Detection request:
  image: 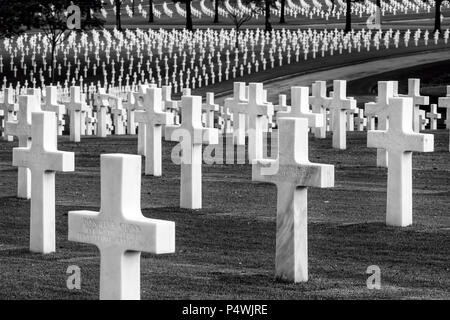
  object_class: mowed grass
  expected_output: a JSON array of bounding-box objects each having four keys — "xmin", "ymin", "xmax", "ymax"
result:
[{"xmin": 0, "ymin": 126, "xmax": 449, "ymax": 299}]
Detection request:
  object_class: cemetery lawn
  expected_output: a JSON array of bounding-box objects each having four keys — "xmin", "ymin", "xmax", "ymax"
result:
[{"xmin": 0, "ymin": 129, "xmax": 449, "ymax": 299}]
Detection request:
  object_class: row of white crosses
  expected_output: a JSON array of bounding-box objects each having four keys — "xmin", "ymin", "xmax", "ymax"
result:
[
  {"xmin": 250, "ymin": 81, "xmax": 334, "ymax": 283},
  {"xmin": 250, "ymin": 79, "xmax": 441, "ymax": 282},
  {"xmin": 4, "ymin": 90, "xmax": 175, "ymax": 299},
  {"xmin": 2, "ymin": 25, "xmax": 448, "ymax": 93},
  {"xmin": 1, "ymin": 78, "xmax": 445, "ymax": 297},
  {"xmin": 2, "ymin": 77, "xmax": 445, "ymax": 154},
  {"xmin": 438, "ymin": 86, "xmax": 450, "ymax": 150},
  {"xmin": 100, "ymin": 0, "xmax": 448, "ymax": 22}
]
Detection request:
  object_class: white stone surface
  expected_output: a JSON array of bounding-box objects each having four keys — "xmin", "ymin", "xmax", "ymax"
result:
[
  {"xmin": 252, "ymin": 117, "xmax": 334, "ymax": 282},
  {"xmin": 5, "ymin": 95, "xmax": 41, "ymax": 199},
  {"xmin": 438, "ymin": 86, "xmax": 450, "ymax": 150},
  {"xmin": 235, "ymin": 83, "xmax": 273, "ymax": 161},
  {"xmin": 224, "ymin": 82, "xmax": 247, "ymax": 146},
  {"xmin": 135, "ymin": 87, "xmax": 173, "ymax": 176},
  {"xmin": 165, "ymin": 96, "xmax": 218, "ymax": 209},
  {"xmin": 42, "ymin": 86, "xmax": 66, "ymax": 136},
  {"xmin": 367, "ymin": 97, "xmax": 434, "ymax": 227},
  {"xmin": 327, "ymin": 80, "xmax": 356, "ymax": 150},
  {"xmin": 202, "ymin": 93, "xmax": 219, "ymax": 129},
  {"xmin": 68, "ymin": 154, "xmax": 175, "ymax": 300},
  {"xmin": 365, "ymin": 81, "xmax": 396, "ymax": 167},
  {"xmin": 400, "ymin": 79, "xmax": 429, "ymax": 133},
  {"xmin": 309, "ymin": 81, "xmax": 332, "ymax": 139},
  {"xmin": 277, "ymin": 86, "xmax": 323, "ymax": 128},
  {"xmin": 13, "ymin": 111, "xmax": 74, "ymax": 253},
  {"xmin": 0, "ymin": 88, "xmax": 18, "ymax": 141},
  {"xmin": 66, "ymin": 87, "xmax": 87, "ymax": 142}
]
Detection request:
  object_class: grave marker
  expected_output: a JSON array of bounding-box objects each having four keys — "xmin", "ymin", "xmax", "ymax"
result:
[
  {"xmin": 135, "ymin": 87, "xmax": 173, "ymax": 176},
  {"xmin": 252, "ymin": 117, "xmax": 334, "ymax": 282},
  {"xmin": 328, "ymin": 80, "xmax": 356, "ymax": 150},
  {"xmin": 5, "ymin": 95, "xmax": 41, "ymax": 199},
  {"xmin": 165, "ymin": 96, "xmax": 218, "ymax": 209},
  {"xmin": 365, "ymin": 81, "xmax": 396, "ymax": 167},
  {"xmin": 13, "ymin": 111, "xmax": 74, "ymax": 253},
  {"xmin": 367, "ymin": 97, "xmax": 434, "ymax": 227},
  {"xmin": 69, "ymin": 154, "xmax": 175, "ymax": 299}
]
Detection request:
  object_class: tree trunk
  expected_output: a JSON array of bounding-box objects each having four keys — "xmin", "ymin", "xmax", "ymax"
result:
[
  {"xmin": 265, "ymin": 1, "xmax": 272, "ymax": 32},
  {"xmin": 132, "ymin": 0, "xmax": 135, "ymax": 15},
  {"xmin": 280, "ymin": 0, "xmax": 285, "ymax": 24},
  {"xmin": 116, "ymin": 1, "xmax": 122, "ymax": 31},
  {"xmin": 86, "ymin": 6, "xmax": 92, "ymax": 22},
  {"xmin": 149, "ymin": 0, "xmax": 154, "ymax": 23},
  {"xmin": 345, "ymin": 0, "xmax": 352, "ymax": 33},
  {"xmin": 51, "ymin": 38, "xmax": 56, "ymax": 84},
  {"xmin": 435, "ymin": 0, "xmax": 442, "ymax": 33},
  {"xmin": 186, "ymin": 0, "xmax": 193, "ymax": 31},
  {"xmin": 214, "ymin": 0, "xmax": 219, "ymax": 23}
]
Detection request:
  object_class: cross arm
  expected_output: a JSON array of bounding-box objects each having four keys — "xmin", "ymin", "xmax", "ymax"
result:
[
  {"xmin": 68, "ymin": 210, "xmax": 101, "ymax": 247},
  {"xmin": 68, "ymin": 211, "xmax": 175, "ymax": 254},
  {"xmin": 153, "ymin": 111, "xmax": 174, "ymax": 126},
  {"xmin": 256, "ymin": 103, "xmax": 274, "ymax": 116},
  {"xmin": 201, "ymin": 127, "xmax": 219, "ymax": 145},
  {"xmin": 438, "ymin": 96, "xmax": 450, "ymax": 108},
  {"xmin": 43, "ymin": 150, "xmax": 75, "ymax": 172},
  {"xmin": 368, "ymin": 131, "xmax": 434, "ymax": 153},
  {"xmin": 165, "ymin": 124, "xmax": 182, "ymax": 142},
  {"xmin": 134, "ymin": 110, "xmax": 146, "ymax": 123},
  {"xmin": 4, "ymin": 121, "xmax": 22, "ymax": 137},
  {"xmin": 12, "ymin": 147, "xmax": 30, "ymax": 168},
  {"xmin": 253, "ymin": 160, "xmax": 334, "ymax": 188}
]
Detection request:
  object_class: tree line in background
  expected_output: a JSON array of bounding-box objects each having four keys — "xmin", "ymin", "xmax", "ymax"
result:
[
  {"xmin": 91, "ymin": 0, "xmax": 450, "ymax": 33},
  {"xmin": 0, "ymin": 0, "xmax": 448, "ymax": 37}
]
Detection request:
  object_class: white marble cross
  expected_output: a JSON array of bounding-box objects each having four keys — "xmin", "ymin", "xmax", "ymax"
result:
[
  {"xmin": 367, "ymin": 97, "xmax": 434, "ymax": 227},
  {"xmin": 365, "ymin": 81, "xmax": 396, "ymax": 167},
  {"xmin": 123, "ymin": 92, "xmax": 137, "ymax": 135},
  {"xmin": 66, "ymin": 87, "xmax": 87, "ymax": 142},
  {"xmin": 438, "ymin": 86, "xmax": 450, "ymax": 150},
  {"xmin": 68, "ymin": 154, "xmax": 175, "ymax": 300},
  {"xmin": 426, "ymin": 104, "xmax": 441, "ymax": 130},
  {"xmin": 309, "ymin": 81, "xmax": 332, "ymax": 139},
  {"xmin": 42, "ymin": 86, "xmax": 66, "ymax": 136},
  {"xmin": 328, "ymin": 80, "xmax": 356, "ymax": 150},
  {"xmin": 6, "ymin": 95, "xmax": 41, "ymax": 199},
  {"xmin": 95, "ymin": 88, "xmax": 112, "ymax": 138},
  {"xmin": 439, "ymin": 86, "xmax": 450, "ymax": 126},
  {"xmin": 224, "ymin": 82, "xmax": 247, "ymax": 146},
  {"xmin": 110, "ymin": 97, "xmax": 126, "ymax": 135},
  {"xmin": 85, "ymin": 109, "xmax": 97, "ymax": 135},
  {"xmin": 274, "ymin": 95, "xmax": 288, "ymax": 113},
  {"xmin": 354, "ymin": 109, "xmax": 367, "ymax": 131},
  {"xmin": 202, "ymin": 92, "xmax": 219, "ymax": 129},
  {"xmin": 252, "ymin": 117, "xmax": 334, "ymax": 282},
  {"xmin": 135, "ymin": 87, "xmax": 173, "ymax": 176},
  {"xmin": 135, "ymin": 84, "xmax": 156, "ymax": 156},
  {"xmin": 0, "ymin": 88, "xmax": 18, "ymax": 141},
  {"xmin": 13, "ymin": 111, "xmax": 74, "ymax": 253},
  {"xmin": 277, "ymin": 86, "xmax": 323, "ymax": 129},
  {"xmin": 236, "ymin": 83, "xmax": 274, "ymax": 161},
  {"xmin": 165, "ymin": 96, "xmax": 218, "ymax": 209},
  {"xmin": 162, "ymin": 86, "xmax": 179, "ymax": 125},
  {"xmin": 400, "ymin": 79, "xmax": 429, "ymax": 133}
]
